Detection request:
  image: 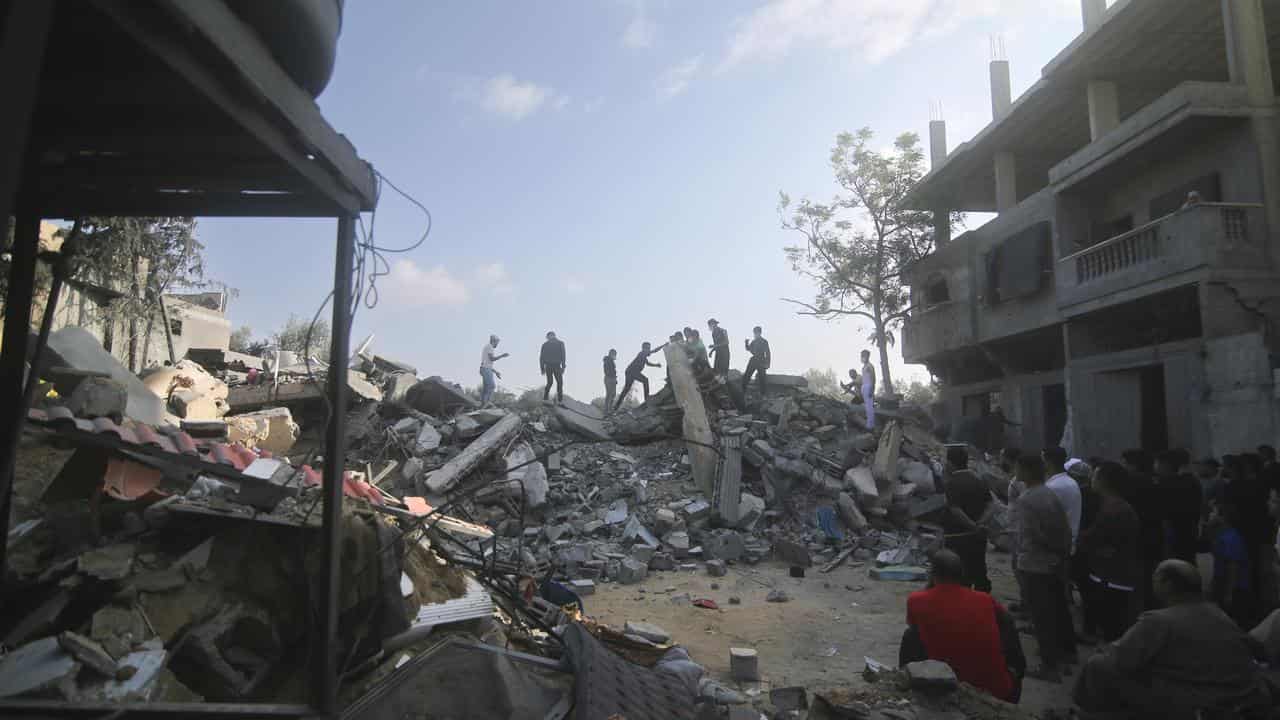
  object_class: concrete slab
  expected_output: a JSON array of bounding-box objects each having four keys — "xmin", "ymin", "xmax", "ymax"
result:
[
  {"xmin": 46, "ymin": 327, "xmax": 166, "ymax": 424},
  {"xmin": 0, "ymin": 637, "xmax": 79, "ymax": 699},
  {"xmin": 552, "ymin": 397, "xmax": 611, "ymax": 441}
]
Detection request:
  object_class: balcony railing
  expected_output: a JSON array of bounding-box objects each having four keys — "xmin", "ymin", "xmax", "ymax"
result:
[
  {"xmin": 902, "ymin": 300, "xmax": 973, "ymax": 363},
  {"xmin": 1056, "ymin": 202, "xmax": 1267, "ymax": 310}
]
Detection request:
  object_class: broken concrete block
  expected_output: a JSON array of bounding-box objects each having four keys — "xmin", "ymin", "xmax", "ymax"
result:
[
  {"xmin": 623, "ymin": 516, "xmax": 659, "ymax": 547},
  {"xmin": 552, "ymin": 397, "xmax": 612, "ymax": 441},
  {"xmin": 392, "ymin": 416, "xmax": 420, "ymax": 435},
  {"xmin": 772, "ymin": 537, "xmax": 811, "ymax": 567},
  {"xmin": 682, "ymin": 500, "xmax": 710, "ymax": 521},
  {"xmin": 383, "ymin": 373, "xmax": 417, "ymax": 404},
  {"xmin": 837, "ymin": 492, "xmax": 868, "ymax": 531},
  {"xmin": 467, "ymin": 408, "xmax": 508, "ymax": 427},
  {"xmin": 77, "ymin": 644, "xmax": 169, "ymax": 702},
  {"xmin": 664, "ymin": 531, "xmax": 691, "ymax": 558},
  {"xmin": 703, "ymin": 530, "xmax": 744, "ymax": 562},
  {"xmin": 770, "ymin": 686, "xmax": 808, "ymax": 712},
  {"xmin": 90, "ymin": 605, "xmax": 147, "ymax": 660},
  {"xmin": 604, "ymin": 499, "xmax": 629, "ymax": 524},
  {"xmin": 906, "ymin": 659, "xmax": 958, "ymax": 692},
  {"xmin": 617, "ymin": 558, "xmax": 648, "ymax": 584},
  {"xmin": 413, "ymin": 423, "xmax": 442, "ymax": 455},
  {"xmin": 405, "ymin": 376, "xmax": 477, "ymax": 415},
  {"xmin": 58, "ymin": 632, "xmax": 116, "ymax": 677},
  {"xmin": 774, "ymin": 456, "xmax": 813, "ymax": 481},
  {"xmin": 454, "ymin": 414, "xmax": 482, "ymax": 439},
  {"xmin": 706, "ymin": 559, "xmax": 727, "ymax": 577},
  {"xmin": 900, "ymin": 460, "xmax": 935, "ymax": 494},
  {"xmin": 736, "ymin": 493, "xmax": 765, "ymax": 531},
  {"xmin": 47, "ymin": 327, "xmax": 166, "ymax": 424},
  {"xmin": 427, "ymin": 414, "xmax": 523, "ymax": 493},
  {"xmin": 78, "ymin": 543, "xmax": 135, "ymax": 581},
  {"xmin": 0, "ymin": 637, "xmax": 79, "ymax": 699},
  {"xmin": 631, "ymin": 544, "xmax": 656, "ymax": 566},
  {"xmin": 225, "ymin": 407, "xmax": 300, "ymax": 455},
  {"xmin": 894, "ymin": 481, "xmax": 917, "ymax": 499},
  {"xmin": 504, "ymin": 442, "xmax": 549, "ymax": 509},
  {"xmin": 569, "ymin": 579, "xmax": 596, "ymax": 596},
  {"xmin": 624, "ymin": 621, "xmax": 670, "ymax": 644},
  {"xmin": 729, "ymin": 647, "xmax": 760, "ymax": 681},
  {"xmin": 654, "ymin": 508, "xmax": 677, "ymax": 535},
  {"xmin": 845, "ymin": 466, "xmax": 878, "ymax": 506},
  {"xmin": 169, "ymin": 388, "xmax": 223, "ymax": 420},
  {"xmin": 649, "ymin": 553, "xmax": 676, "ymax": 571},
  {"xmin": 870, "ymin": 565, "xmax": 928, "ymax": 582},
  {"xmin": 401, "ymin": 457, "xmax": 424, "ymax": 486},
  {"xmin": 872, "ymin": 421, "xmax": 903, "ymax": 498},
  {"xmin": 65, "ymin": 376, "xmax": 127, "ymax": 421},
  {"xmin": 766, "ymin": 589, "xmax": 790, "ymax": 603}
]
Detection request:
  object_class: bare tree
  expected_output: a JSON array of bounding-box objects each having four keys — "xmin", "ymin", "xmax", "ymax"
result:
[{"xmin": 780, "ymin": 128, "xmax": 956, "ymax": 395}]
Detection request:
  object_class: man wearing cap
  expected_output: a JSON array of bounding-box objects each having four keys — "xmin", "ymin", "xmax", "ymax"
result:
[
  {"xmin": 479, "ymin": 334, "xmax": 509, "ymax": 408},
  {"xmin": 707, "ymin": 319, "xmax": 730, "ymax": 377}
]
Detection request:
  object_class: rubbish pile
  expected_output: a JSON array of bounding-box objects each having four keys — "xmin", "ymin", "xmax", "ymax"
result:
[{"xmin": 4, "ymin": 328, "xmax": 1020, "ymax": 717}]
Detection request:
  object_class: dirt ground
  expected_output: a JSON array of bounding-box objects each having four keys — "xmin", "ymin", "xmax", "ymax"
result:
[{"xmin": 588, "ymin": 547, "xmax": 1077, "ymax": 716}]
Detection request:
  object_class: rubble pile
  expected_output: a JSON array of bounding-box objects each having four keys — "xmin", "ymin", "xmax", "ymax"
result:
[{"xmin": 5, "ymin": 328, "xmax": 1022, "ymax": 716}]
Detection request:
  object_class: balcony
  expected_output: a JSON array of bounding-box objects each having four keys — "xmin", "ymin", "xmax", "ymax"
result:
[
  {"xmin": 1056, "ymin": 202, "xmax": 1267, "ymax": 314},
  {"xmin": 902, "ymin": 300, "xmax": 974, "ymax": 364}
]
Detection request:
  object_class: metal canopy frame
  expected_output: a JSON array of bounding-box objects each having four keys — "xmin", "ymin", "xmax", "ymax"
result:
[{"xmin": 0, "ymin": 0, "xmax": 377, "ymax": 716}]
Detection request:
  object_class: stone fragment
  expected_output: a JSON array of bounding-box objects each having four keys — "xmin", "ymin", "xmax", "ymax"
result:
[
  {"xmin": 413, "ymin": 422, "xmax": 442, "ymax": 455},
  {"xmin": 664, "ymin": 531, "xmax": 691, "ymax": 558},
  {"xmin": 837, "ymin": 492, "xmax": 868, "ymax": 531},
  {"xmin": 770, "ymin": 686, "xmax": 808, "ymax": 712},
  {"xmin": 401, "ymin": 457, "xmax": 424, "ymax": 486},
  {"xmin": 845, "ymin": 466, "xmax": 879, "ymax": 506},
  {"xmin": 736, "ymin": 493, "xmax": 765, "ymax": 531},
  {"xmin": 766, "ymin": 589, "xmax": 790, "ymax": 603},
  {"xmin": 65, "ymin": 376, "xmax": 128, "ymax": 421},
  {"xmin": 623, "ymin": 621, "xmax": 670, "ymax": 644},
  {"xmin": 78, "ymin": 543, "xmax": 135, "ymax": 581},
  {"xmin": 906, "ymin": 659, "xmax": 958, "ymax": 692},
  {"xmin": 729, "ymin": 647, "xmax": 760, "ymax": 681},
  {"xmin": 617, "ymin": 558, "xmax": 648, "ymax": 585},
  {"xmin": 569, "ymin": 579, "xmax": 596, "ymax": 596},
  {"xmin": 623, "ymin": 517, "xmax": 659, "ymax": 547},
  {"xmin": 772, "ymin": 537, "xmax": 811, "ymax": 567},
  {"xmin": 706, "ymin": 559, "xmax": 727, "ymax": 577},
  {"xmin": 604, "ymin": 499, "xmax": 629, "ymax": 525},
  {"xmin": 454, "ymin": 414, "xmax": 482, "ymax": 439},
  {"xmin": 703, "ymin": 530, "xmax": 744, "ymax": 562},
  {"xmin": 58, "ymin": 632, "xmax": 117, "ymax": 677},
  {"xmin": 631, "ymin": 544, "xmax": 656, "ymax": 565},
  {"xmin": 728, "ymin": 596, "xmax": 741, "ymax": 605},
  {"xmin": 870, "ymin": 565, "xmax": 928, "ymax": 582},
  {"xmin": 654, "ymin": 508, "xmax": 677, "ymax": 535},
  {"xmin": 649, "ymin": 553, "xmax": 676, "ymax": 571},
  {"xmin": 384, "ymin": 373, "xmax": 417, "ymax": 404},
  {"xmin": 682, "ymin": 500, "xmax": 710, "ymax": 521},
  {"xmin": 467, "ymin": 408, "xmax": 508, "ymax": 427},
  {"xmin": 225, "ymin": 407, "xmax": 300, "ymax": 455}
]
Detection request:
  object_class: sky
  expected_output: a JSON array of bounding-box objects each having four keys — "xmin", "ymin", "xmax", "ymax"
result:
[{"xmin": 196, "ymin": 0, "xmax": 1089, "ymax": 403}]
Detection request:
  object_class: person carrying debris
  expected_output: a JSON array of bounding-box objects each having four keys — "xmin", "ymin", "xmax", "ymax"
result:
[
  {"xmin": 540, "ymin": 331, "xmax": 566, "ymax": 404},
  {"xmin": 943, "ymin": 446, "xmax": 992, "ymax": 592},
  {"xmin": 479, "ymin": 334, "xmax": 509, "ymax": 408},
  {"xmin": 614, "ymin": 342, "xmax": 662, "ymax": 411},
  {"xmin": 742, "ymin": 326, "xmax": 770, "ymax": 396},
  {"xmin": 860, "ymin": 349, "xmax": 876, "ymax": 430},
  {"xmin": 603, "ymin": 349, "xmax": 618, "ymax": 414},
  {"xmin": 900, "ymin": 549, "xmax": 1025, "ymax": 703},
  {"xmin": 707, "ymin": 319, "xmax": 730, "ymax": 377}
]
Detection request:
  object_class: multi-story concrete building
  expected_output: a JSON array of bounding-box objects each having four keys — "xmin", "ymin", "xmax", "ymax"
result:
[{"xmin": 902, "ymin": 0, "xmax": 1280, "ymax": 460}]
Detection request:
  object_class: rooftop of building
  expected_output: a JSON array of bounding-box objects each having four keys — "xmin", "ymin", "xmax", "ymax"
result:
[{"xmin": 904, "ymin": 0, "xmax": 1272, "ymax": 212}]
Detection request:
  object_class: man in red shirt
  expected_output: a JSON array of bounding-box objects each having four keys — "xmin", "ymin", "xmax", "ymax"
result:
[{"xmin": 900, "ymin": 550, "xmax": 1026, "ymax": 702}]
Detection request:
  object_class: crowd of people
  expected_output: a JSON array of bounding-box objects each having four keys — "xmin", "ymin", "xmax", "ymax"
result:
[{"xmin": 902, "ymin": 443, "xmax": 1280, "ymax": 717}]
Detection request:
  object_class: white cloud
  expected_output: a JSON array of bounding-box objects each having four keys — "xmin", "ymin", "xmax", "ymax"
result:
[
  {"xmin": 622, "ymin": 14, "xmax": 656, "ymax": 48},
  {"xmin": 482, "ymin": 74, "xmax": 554, "ymax": 120},
  {"xmin": 384, "ymin": 259, "xmax": 470, "ymax": 306},
  {"xmin": 717, "ymin": 0, "xmax": 1075, "ymax": 72},
  {"xmin": 473, "ymin": 262, "xmax": 515, "ymax": 295},
  {"xmin": 657, "ymin": 56, "xmax": 702, "ymax": 100}
]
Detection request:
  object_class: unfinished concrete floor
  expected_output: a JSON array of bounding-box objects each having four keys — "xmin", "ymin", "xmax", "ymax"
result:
[{"xmin": 588, "ymin": 547, "xmax": 1076, "ymax": 716}]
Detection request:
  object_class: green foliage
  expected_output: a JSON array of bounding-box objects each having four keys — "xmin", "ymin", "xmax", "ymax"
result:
[
  {"xmin": 903, "ymin": 378, "xmax": 939, "ymax": 406},
  {"xmin": 229, "ymin": 325, "xmax": 254, "ymax": 353},
  {"xmin": 802, "ymin": 368, "xmax": 845, "ymax": 400},
  {"xmin": 780, "ymin": 128, "xmax": 958, "ymax": 395},
  {"xmin": 272, "ymin": 314, "xmax": 331, "ymax": 360}
]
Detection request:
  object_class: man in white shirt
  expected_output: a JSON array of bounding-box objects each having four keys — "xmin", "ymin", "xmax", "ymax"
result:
[
  {"xmin": 479, "ymin": 335, "xmax": 509, "ymax": 408},
  {"xmin": 1042, "ymin": 446, "xmax": 1082, "ymax": 550},
  {"xmin": 860, "ymin": 350, "xmax": 876, "ymax": 431}
]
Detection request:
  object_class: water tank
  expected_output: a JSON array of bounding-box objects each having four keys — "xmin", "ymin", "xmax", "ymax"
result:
[{"xmin": 227, "ymin": 0, "xmax": 344, "ymax": 97}]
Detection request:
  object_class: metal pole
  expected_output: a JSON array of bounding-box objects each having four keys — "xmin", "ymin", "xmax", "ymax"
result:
[
  {"xmin": 0, "ymin": 214, "xmax": 42, "ymax": 592},
  {"xmin": 0, "ymin": 0, "xmax": 53, "ymax": 237},
  {"xmin": 317, "ymin": 215, "xmax": 355, "ymax": 715}
]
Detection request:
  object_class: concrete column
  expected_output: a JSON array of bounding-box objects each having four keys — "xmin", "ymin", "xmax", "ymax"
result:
[
  {"xmin": 1086, "ymin": 80, "xmax": 1119, "ymax": 140},
  {"xmin": 1223, "ymin": 0, "xmax": 1280, "ymax": 269},
  {"xmin": 995, "ymin": 151, "xmax": 1017, "ymax": 212},
  {"xmin": 989, "ymin": 60, "xmax": 1012, "ymax": 120},
  {"xmin": 1223, "ymin": 0, "xmax": 1275, "ymax": 105},
  {"xmin": 929, "ymin": 119, "xmax": 950, "ymax": 246},
  {"xmin": 1081, "ymin": 0, "xmax": 1107, "ymax": 31}
]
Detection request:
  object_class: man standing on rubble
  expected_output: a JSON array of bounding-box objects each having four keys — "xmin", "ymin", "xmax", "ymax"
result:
[
  {"xmin": 603, "ymin": 349, "xmax": 618, "ymax": 414},
  {"xmin": 707, "ymin": 319, "xmax": 730, "ymax": 377},
  {"xmin": 615, "ymin": 342, "xmax": 662, "ymax": 411},
  {"xmin": 943, "ymin": 446, "xmax": 992, "ymax": 592},
  {"xmin": 540, "ymin": 331, "xmax": 566, "ymax": 405},
  {"xmin": 742, "ymin": 326, "xmax": 771, "ymax": 396},
  {"xmin": 479, "ymin": 334, "xmax": 508, "ymax": 408}
]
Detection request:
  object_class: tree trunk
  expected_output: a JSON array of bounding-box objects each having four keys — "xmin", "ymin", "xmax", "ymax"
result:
[{"xmin": 875, "ymin": 322, "xmax": 895, "ymax": 397}]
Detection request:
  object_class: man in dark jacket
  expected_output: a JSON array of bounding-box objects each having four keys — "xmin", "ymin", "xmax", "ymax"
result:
[
  {"xmin": 943, "ymin": 446, "xmax": 992, "ymax": 592},
  {"xmin": 614, "ymin": 342, "xmax": 662, "ymax": 411},
  {"xmin": 540, "ymin": 332, "xmax": 566, "ymax": 404},
  {"xmin": 742, "ymin": 326, "xmax": 770, "ymax": 396},
  {"xmin": 1078, "ymin": 462, "xmax": 1141, "ymax": 641},
  {"xmin": 602, "ymin": 349, "xmax": 618, "ymax": 414},
  {"xmin": 707, "ymin": 319, "xmax": 730, "ymax": 377}
]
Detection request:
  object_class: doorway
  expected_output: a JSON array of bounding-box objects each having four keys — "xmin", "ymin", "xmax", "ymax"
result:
[
  {"xmin": 1043, "ymin": 383, "xmax": 1067, "ymax": 449},
  {"xmin": 1138, "ymin": 364, "xmax": 1168, "ymax": 452}
]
